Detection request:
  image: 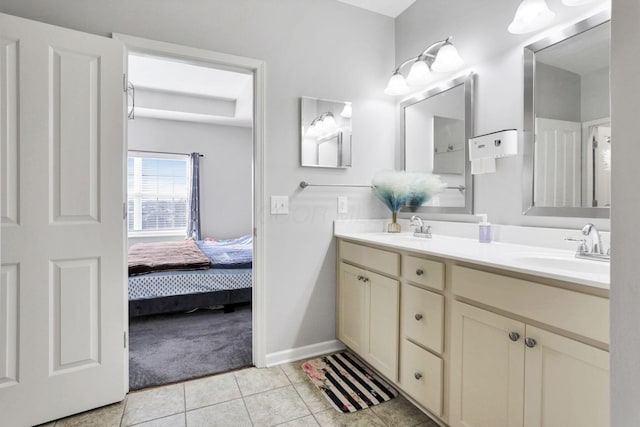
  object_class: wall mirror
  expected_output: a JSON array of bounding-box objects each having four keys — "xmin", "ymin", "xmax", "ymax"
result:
[
  {"xmin": 400, "ymin": 73, "xmax": 474, "ymax": 214},
  {"xmin": 300, "ymin": 96, "xmax": 352, "ymax": 168},
  {"xmin": 523, "ymin": 11, "xmax": 610, "ymax": 218}
]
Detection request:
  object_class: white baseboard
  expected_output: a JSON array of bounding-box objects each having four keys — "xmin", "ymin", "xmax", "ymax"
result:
[{"xmin": 265, "ymin": 339, "xmax": 345, "ymax": 367}]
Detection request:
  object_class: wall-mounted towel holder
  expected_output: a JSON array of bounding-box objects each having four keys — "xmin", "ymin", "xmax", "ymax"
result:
[{"xmin": 299, "ymin": 181, "xmax": 372, "ymax": 189}]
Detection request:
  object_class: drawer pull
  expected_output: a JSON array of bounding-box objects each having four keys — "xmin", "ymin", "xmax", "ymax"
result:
[
  {"xmin": 414, "ymin": 313, "xmax": 423, "ymax": 321},
  {"xmin": 525, "ymin": 338, "xmax": 537, "ymax": 348},
  {"xmin": 508, "ymin": 332, "xmax": 520, "ymax": 342},
  {"xmin": 416, "ymin": 269, "xmax": 424, "ymax": 276},
  {"xmin": 414, "ymin": 372, "xmax": 423, "ymax": 380}
]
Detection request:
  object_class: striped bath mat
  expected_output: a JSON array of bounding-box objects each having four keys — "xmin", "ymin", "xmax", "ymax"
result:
[{"xmin": 302, "ymin": 352, "xmax": 398, "ymax": 413}]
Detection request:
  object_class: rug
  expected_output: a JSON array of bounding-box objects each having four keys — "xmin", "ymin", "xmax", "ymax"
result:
[
  {"xmin": 302, "ymin": 352, "xmax": 398, "ymax": 413},
  {"xmin": 129, "ymin": 304, "xmax": 252, "ymax": 390}
]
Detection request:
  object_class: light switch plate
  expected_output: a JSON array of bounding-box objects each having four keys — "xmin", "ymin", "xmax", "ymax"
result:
[
  {"xmin": 338, "ymin": 196, "xmax": 348, "ymax": 214},
  {"xmin": 271, "ymin": 196, "xmax": 289, "ymax": 215}
]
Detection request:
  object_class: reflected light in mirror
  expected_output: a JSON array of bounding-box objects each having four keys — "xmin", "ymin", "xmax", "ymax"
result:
[
  {"xmin": 340, "ymin": 102, "xmax": 352, "ymax": 118},
  {"xmin": 508, "ymin": 0, "xmax": 555, "ymax": 34}
]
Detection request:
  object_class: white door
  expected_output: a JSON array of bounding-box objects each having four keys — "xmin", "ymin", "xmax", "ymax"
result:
[
  {"xmin": 337, "ymin": 262, "xmax": 366, "ymax": 355},
  {"xmin": 535, "ymin": 117, "xmax": 582, "ymax": 207},
  {"xmin": 0, "ymin": 13, "xmax": 126, "ymax": 427}
]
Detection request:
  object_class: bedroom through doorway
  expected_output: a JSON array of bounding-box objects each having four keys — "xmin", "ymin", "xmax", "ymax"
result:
[{"xmin": 125, "ymin": 52, "xmax": 255, "ymax": 391}]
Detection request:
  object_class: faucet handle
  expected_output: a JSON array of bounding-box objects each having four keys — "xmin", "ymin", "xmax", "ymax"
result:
[{"xmin": 565, "ymin": 237, "xmax": 587, "ymax": 253}]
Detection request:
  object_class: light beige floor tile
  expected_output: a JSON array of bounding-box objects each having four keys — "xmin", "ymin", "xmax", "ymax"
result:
[
  {"xmin": 370, "ymin": 396, "xmax": 433, "ymax": 427},
  {"xmin": 293, "ymin": 381, "xmax": 331, "ymax": 413},
  {"xmin": 130, "ymin": 413, "xmax": 186, "ymax": 427},
  {"xmin": 313, "ymin": 408, "xmax": 386, "ymax": 427},
  {"xmin": 276, "ymin": 415, "xmax": 320, "ymax": 426},
  {"xmin": 244, "ymin": 385, "xmax": 311, "ymax": 427},
  {"xmin": 184, "ymin": 372, "xmax": 241, "ymax": 410},
  {"xmin": 281, "ymin": 360, "xmax": 311, "ymax": 384},
  {"xmin": 55, "ymin": 401, "xmax": 125, "ymax": 427},
  {"xmin": 234, "ymin": 366, "xmax": 290, "ymax": 396},
  {"xmin": 122, "ymin": 384, "xmax": 185, "ymax": 426},
  {"xmin": 186, "ymin": 398, "xmax": 252, "ymax": 427}
]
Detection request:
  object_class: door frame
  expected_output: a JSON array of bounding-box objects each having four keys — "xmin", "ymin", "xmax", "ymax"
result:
[{"xmin": 112, "ymin": 33, "xmax": 266, "ymax": 369}]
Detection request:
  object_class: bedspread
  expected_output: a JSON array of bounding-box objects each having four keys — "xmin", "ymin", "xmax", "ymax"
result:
[{"xmin": 128, "ymin": 238, "xmax": 211, "ymax": 276}]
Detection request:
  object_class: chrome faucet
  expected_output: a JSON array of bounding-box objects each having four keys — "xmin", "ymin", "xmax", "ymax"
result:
[
  {"xmin": 582, "ymin": 223, "xmax": 603, "ymax": 254},
  {"xmin": 410, "ymin": 215, "xmax": 432, "ymax": 238},
  {"xmin": 565, "ymin": 223, "xmax": 609, "ymax": 262}
]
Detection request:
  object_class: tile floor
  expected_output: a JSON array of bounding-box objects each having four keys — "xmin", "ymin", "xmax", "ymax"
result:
[{"xmin": 49, "ymin": 359, "xmax": 440, "ymax": 427}]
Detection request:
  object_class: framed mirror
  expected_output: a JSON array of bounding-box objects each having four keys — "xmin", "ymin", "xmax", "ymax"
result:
[
  {"xmin": 300, "ymin": 96, "xmax": 352, "ymax": 168},
  {"xmin": 523, "ymin": 11, "xmax": 610, "ymax": 218},
  {"xmin": 400, "ymin": 73, "xmax": 474, "ymax": 214}
]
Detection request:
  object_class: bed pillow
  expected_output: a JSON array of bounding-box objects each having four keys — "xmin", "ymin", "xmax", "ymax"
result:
[{"xmin": 196, "ymin": 234, "xmax": 253, "ymax": 269}]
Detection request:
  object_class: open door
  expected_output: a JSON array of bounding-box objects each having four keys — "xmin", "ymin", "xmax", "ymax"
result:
[{"xmin": 0, "ymin": 13, "xmax": 126, "ymax": 426}]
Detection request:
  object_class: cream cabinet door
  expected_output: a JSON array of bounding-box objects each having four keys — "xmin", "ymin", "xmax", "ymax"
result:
[
  {"xmin": 365, "ymin": 270, "xmax": 399, "ymax": 381},
  {"xmin": 450, "ymin": 302, "xmax": 525, "ymax": 427},
  {"xmin": 523, "ymin": 326, "xmax": 609, "ymax": 427},
  {"xmin": 337, "ymin": 262, "xmax": 367, "ymax": 355}
]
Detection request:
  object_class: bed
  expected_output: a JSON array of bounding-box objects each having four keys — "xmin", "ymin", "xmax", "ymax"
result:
[{"xmin": 128, "ymin": 236, "xmax": 253, "ymax": 317}]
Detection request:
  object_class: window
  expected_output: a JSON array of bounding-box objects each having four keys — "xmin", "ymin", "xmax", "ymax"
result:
[{"xmin": 127, "ymin": 153, "xmax": 189, "ymax": 234}]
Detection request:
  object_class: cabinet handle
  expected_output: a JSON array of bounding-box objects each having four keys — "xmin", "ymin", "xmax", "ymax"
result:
[
  {"xmin": 363, "ymin": 277, "xmax": 369, "ymax": 283},
  {"xmin": 416, "ymin": 269, "xmax": 424, "ymax": 276},
  {"xmin": 508, "ymin": 332, "xmax": 520, "ymax": 342},
  {"xmin": 357, "ymin": 275, "xmax": 364, "ymax": 281},
  {"xmin": 414, "ymin": 313, "xmax": 423, "ymax": 321},
  {"xmin": 525, "ymin": 338, "xmax": 537, "ymax": 348},
  {"xmin": 414, "ymin": 372, "xmax": 423, "ymax": 380}
]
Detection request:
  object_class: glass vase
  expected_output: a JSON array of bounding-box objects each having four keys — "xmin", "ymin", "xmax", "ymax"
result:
[{"xmin": 387, "ymin": 212, "xmax": 401, "ymax": 233}]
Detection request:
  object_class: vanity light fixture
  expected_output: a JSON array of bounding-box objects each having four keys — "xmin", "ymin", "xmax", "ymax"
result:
[
  {"xmin": 508, "ymin": 0, "xmax": 556, "ymax": 34},
  {"xmin": 384, "ymin": 37, "xmax": 464, "ymax": 96},
  {"xmin": 340, "ymin": 102, "xmax": 352, "ymax": 118},
  {"xmin": 306, "ymin": 111, "xmax": 338, "ymax": 138},
  {"xmin": 561, "ymin": 0, "xmax": 600, "ymax": 5}
]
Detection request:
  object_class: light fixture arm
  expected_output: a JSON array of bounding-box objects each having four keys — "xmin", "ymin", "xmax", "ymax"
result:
[{"xmin": 393, "ymin": 37, "xmax": 452, "ymax": 74}]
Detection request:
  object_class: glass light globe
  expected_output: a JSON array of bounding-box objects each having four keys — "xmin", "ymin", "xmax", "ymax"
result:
[
  {"xmin": 340, "ymin": 102, "xmax": 352, "ymax": 118},
  {"xmin": 431, "ymin": 43, "xmax": 464, "ymax": 73},
  {"xmin": 322, "ymin": 114, "xmax": 337, "ymax": 132},
  {"xmin": 384, "ymin": 73, "xmax": 410, "ymax": 96},
  {"xmin": 508, "ymin": 0, "xmax": 555, "ymax": 34},
  {"xmin": 406, "ymin": 60, "xmax": 431, "ymax": 86}
]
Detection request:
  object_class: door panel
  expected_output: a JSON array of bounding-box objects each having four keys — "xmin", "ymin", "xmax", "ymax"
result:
[
  {"xmin": 0, "ymin": 12, "xmax": 126, "ymax": 427},
  {"xmin": 338, "ymin": 263, "xmax": 366, "ymax": 354},
  {"xmin": 366, "ymin": 270, "xmax": 399, "ymax": 381},
  {"xmin": 450, "ymin": 302, "xmax": 525, "ymax": 427}
]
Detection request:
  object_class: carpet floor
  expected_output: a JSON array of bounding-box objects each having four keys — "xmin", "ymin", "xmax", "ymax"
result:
[{"xmin": 129, "ymin": 304, "xmax": 252, "ymax": 390}]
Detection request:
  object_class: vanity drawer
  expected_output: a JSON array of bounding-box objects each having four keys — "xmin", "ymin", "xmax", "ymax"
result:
[
  {"xmin": 403, "ymin": 255, "xmax": 444, "ymax": 291},
  {"xmin": 400, "ymin": 339, "xmax": 443, "ymax": 417},
  {"xmin": 401, "ymin": 283, "xmax": 444, "ymax": 354},
  {"xmin": 339, "ymin": 240, "xmax": 399, "ymax": 277},
  {"xmin": 452, "ymin": 266, "xmax": 609, "ymax": 344}
]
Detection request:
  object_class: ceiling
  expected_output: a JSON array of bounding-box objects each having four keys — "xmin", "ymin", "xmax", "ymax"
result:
[
  {"xmin": 335, "ymin": 0, "xmax": 416, "ymax": 18},
  {"xmin": 128, "ymin": 54, "xmax": 253, "ymax": 127}
]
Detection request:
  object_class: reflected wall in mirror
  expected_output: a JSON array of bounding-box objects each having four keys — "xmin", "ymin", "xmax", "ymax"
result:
[
  {"xmin": 300, "ymin": 97, "xmax": 352, "ymax": 168},
  {"xmin": 523, "ymin": 11, "xmax": 610, "ymax": 218},
  {"xmin": 401, "ymin": 73, "xmax": 474, "ymax": 214}
]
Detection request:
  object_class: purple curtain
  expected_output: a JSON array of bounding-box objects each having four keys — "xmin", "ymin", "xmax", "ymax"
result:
[{"xmin": 187, "ymin": 153, "xmax": 201, "ymax": 240}]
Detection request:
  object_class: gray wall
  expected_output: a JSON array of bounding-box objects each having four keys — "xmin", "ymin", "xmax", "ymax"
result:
[
  {"xmin": 581, "ymin": 66, "xmax": 610, "ymax": 123},
  {"xmin": 0, "ymin": 0, "xmax": 395, "ymax": 356},
  {"xmin": 395, "ymin": 1, "xmax": 610, "ymax": 230},
  {"xmin": 128, "ymin": 118, "xmax": 253, "ymax": 242},
  {"xmin": 535, "ymin": 62, "xmax": 581, "ymax": 122},
  {"xmin": 611, "ymin": 0, "xmax": 640, "ymax": 424}
]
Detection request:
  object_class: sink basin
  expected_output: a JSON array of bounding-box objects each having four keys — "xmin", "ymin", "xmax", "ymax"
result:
[{"xmin": 511, "ymin": 254, "xmax": 609, "ymax": 276}]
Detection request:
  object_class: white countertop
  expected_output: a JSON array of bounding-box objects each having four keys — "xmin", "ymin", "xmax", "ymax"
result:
[{"xmin": 335, "ymin": 230, "xmax": 610, "ymax": 291}]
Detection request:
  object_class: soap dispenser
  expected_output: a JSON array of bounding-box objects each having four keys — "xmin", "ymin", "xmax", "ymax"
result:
[{"xmin": 477, "ymin": 214, "xmax": 491, "ymax": 243}]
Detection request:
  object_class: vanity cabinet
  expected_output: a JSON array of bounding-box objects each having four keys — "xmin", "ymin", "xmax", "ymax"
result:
[
  {"xmin": 449, "ymin": 267, "xmax": 610, "ymax": 427},
  {"xmin": 337, "ymin": 242, "xmax": 400, "ymax": 381}
]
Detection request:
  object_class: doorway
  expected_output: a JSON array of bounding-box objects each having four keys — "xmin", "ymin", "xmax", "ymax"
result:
[{"xmin": 114, "ymin": 34, "xmax": 266, "ymax": 389}]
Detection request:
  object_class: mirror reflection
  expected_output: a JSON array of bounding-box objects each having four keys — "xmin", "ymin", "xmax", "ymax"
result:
[
  {"xmin": 401, "ymin": 74, "xmax": 474, "ymax": 214},
  {"xmin": 524, "ymin": 15, "xmax": 610, "ymax": 217},
  {"xmin": 300, "ymin": 97, "xmax": 352, "ymax": 168}
]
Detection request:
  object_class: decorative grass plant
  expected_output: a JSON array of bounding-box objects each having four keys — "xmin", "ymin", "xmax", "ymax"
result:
[{"xmin": 372, "ymin": 171, "xmax": 445, "ymax": 232}]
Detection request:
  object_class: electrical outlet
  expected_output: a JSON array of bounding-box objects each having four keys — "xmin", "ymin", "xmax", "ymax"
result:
[
  {"xmin": 270, "ymin": 196, "xmax": 289, "ymax": 215},
  {"xmin": 338, "ymin": 196, "xmax": 348, "ymax": 214}
]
